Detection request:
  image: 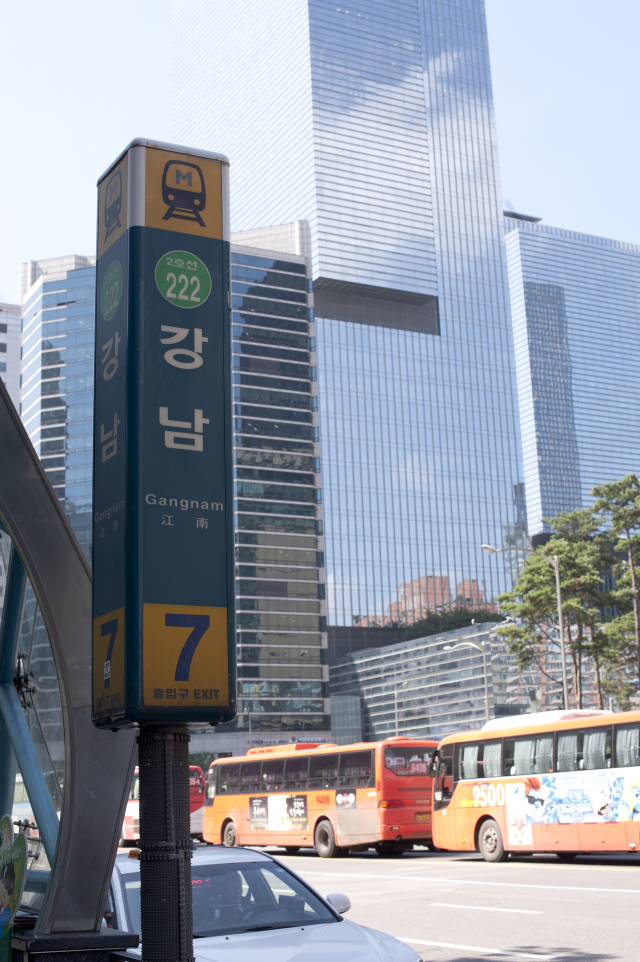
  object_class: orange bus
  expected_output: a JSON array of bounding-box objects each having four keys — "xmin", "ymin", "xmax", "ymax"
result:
[
  {"xmin": 203, "ymin": 738, "xmax": 438, "ymax": 857},
  {"xmin": 431, "ymin": 709, "xmax": 640, "ymax": 861}
]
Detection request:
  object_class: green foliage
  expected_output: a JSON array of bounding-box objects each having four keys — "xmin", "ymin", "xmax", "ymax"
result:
[
  {"xmin": 401, "ymin": 606, "xmax": 504, "ymax": 642},
  {"xmin": 189, "ymin": 752, "xmax": 215, "ymax": 772},
  {"xmin": 496, "ymin": 486, "xmax": 640, "ymax": 711}
]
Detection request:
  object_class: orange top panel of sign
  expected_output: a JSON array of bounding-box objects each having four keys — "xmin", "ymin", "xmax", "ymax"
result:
[
  {"xmin": 97, "ymin": 156, "xmax": 128, "ymax": 259},
  {"xmin": 145, "ymin": 149, "xmax": 223, "ymax": 240}
]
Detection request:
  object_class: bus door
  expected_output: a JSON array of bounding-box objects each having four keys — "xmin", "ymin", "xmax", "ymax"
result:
[
  {"xmin": 337, "ymin": 750, "xmax": 376, "ymax": 843},
  {"xmin": 308, "ymin": 752, "xmax": 340, "ymax": 837},
  {"xmin": 239, "ymin": 761, "xmax": 264, "ymax": 843},
  {"xmin": 432, "ymin": 743, "xmax": 455, "ymax": 849}
]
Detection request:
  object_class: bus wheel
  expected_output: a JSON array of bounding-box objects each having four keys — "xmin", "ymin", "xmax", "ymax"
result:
[
  {"xmin": 222, "ymin": 821, "xmax": 238, "ymax": 847},
  {"xmin": 556, "ymin": 852, "xmax": 578, "ymax": 859},
  {"xmin": 315, "ymin": 820, "xmax": 340, "ymax": 858},
  {"xmin": 426, "ymin": 841, "xmax": 440, "ymax": 853},
  {"xmin": 478, "ymin": 819, "xmax": 508, "ymax": 863},
  {"xmin": 285, "ymin": 846, "xmax": 300, "ymax": 854}
]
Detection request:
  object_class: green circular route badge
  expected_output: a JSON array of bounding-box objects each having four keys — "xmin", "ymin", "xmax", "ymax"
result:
[
  {"xmin": 155, "ymin": 251, "xmax": 212, "ymax": 309},
  {"xmin": 100, "ymin": 260, "xmax": 123, "ymax": 321}
]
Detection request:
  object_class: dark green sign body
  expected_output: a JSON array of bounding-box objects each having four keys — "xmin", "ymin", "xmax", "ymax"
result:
[{"xmin": 92, "ymin": 141, "xmax": 235, "ymax": 728}]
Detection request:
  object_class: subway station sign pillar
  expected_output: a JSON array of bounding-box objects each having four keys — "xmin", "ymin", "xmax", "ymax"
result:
[
  {"xmin": 93, "ymin": 139, "xmax": 236, "ymax": 962},
  {"xmin": 92, "ymin": 139, "xmax": 236, "ymax": 729}
]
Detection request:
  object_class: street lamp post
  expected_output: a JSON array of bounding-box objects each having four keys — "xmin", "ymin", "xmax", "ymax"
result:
[
  {"xmin": 443, "ymin": 637, "xmax": 490, "ymax": 723},
  {"xmin": 482, "ymin": 543, "xmax": 570, "ymax": 710},
  {"xmin": 394, "ymin": 681, "xmax": 409, "ymax": 736},
  {"xmin": 239, "ymin": 696, "xmax": 252, "ymax": 752}
]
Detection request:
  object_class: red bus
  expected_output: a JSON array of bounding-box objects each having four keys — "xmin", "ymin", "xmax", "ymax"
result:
[
  {"xmin": 431, "ymin": 709, "xmax": 640, "ymax": 861},
  {"xmin": 203, "ymin": 738, "xmax": 438, "ymax": 857},
  {"xmin": 121, "ymin": 765, "xmax": 206, "ymax": 842}
]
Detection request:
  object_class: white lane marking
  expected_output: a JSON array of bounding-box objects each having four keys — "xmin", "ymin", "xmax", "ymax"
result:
[
  {"xmin": 297, "ymin": 869, "xmax": 640, "ymax": 896},
  {"xmin": 398, "ymin": 936, "xmax": 555, "ymax": 960},
  {"xmin": 430, "ymin": 902, "xmax": 542, "ymax": 915}
]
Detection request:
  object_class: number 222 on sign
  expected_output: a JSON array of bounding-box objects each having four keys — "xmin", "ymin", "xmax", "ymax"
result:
[
  {"xmin": 142, "ymin": 603, "xmax": 229, "ymax": 708},
  {"xmin": 473, "ymin": 782, "xmax": 505, "ymax": 807}
]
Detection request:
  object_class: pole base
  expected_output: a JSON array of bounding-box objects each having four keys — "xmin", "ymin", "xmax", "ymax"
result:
[{"xmin": 12, "ymin": 928, "xmax": 139, "ymax": 962}]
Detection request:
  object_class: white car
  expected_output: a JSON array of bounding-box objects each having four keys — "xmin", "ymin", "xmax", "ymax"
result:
[{"xmin": 106, "ymin": 847, "xmax": 422, "ymax": 962}]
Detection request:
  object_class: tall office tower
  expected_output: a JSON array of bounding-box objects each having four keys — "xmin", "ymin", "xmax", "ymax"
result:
[
  {"xmin": 228, "ymin": 242, "xmax": 328, "ymax": 744},
  {"xmin": 505, "ymin": 214, "xmax": 640, "ymax": 535},
  {"xmin": 21, "ymin": 256, "xmax": 96, "ymax": 558},
  {"xmin": 174, "ymin": 0, "xmax": 524, "ymax": 652},
  {"xmin": 0, "ymin": 301, "xmax": 21, "ymax": 408}
]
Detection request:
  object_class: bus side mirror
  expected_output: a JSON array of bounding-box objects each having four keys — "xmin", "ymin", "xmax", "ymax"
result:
[{"xmin": 428, "ymin": 750, "xmax": 439, "ymax": 778}]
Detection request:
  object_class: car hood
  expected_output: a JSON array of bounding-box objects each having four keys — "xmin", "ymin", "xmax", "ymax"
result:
[
  {"xmin": 126, "ymin": 920, "xmax": 420, "ymax": 962},
  {"xmin": 195, "ymin": 921, "xmax": 419, "ymax": 962}
]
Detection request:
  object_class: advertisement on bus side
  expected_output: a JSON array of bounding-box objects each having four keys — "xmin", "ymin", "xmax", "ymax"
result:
[
  {"xmin": 249, "ymin": 794, "xmax": 308, "ymax": 831},
  {"xmin": 459, "ymin": 766, "xmax": 640, "ymax": 845}
]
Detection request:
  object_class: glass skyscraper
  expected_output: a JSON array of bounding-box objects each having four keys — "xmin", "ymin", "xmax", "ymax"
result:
[
  {"xmin": 173, "ymin": 0, "xmax": 525, "ymax": 636},
  {"xmin": 505, "ymin": 215, "xmax": 640, "ymax": 535},
  {"xmin": 21, "ymin": 256, "xmax": 96, "ymax": 558},
  {"xmin": 229, "ymin": 242, "xmax": 328, "ymax": 739},
  {"xmin": 0, "ymin": 301, "xmax": 21, "ymax": 408}
]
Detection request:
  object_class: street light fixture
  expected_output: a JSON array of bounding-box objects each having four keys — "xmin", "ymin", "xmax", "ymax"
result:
[
  {"xmin": 394, "ymin": 681, "xmax": 409, "ymax": 736},
  {"xmin": 443, "ymin": 637, "xmax": 490, "ymax": 723},
  {"xmin": 481, "ymin": 542, "xmax": 569, "ymax": 710}
]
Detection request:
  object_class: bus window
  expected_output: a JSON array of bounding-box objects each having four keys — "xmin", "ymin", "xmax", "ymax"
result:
[
  {"xmin": 205, "ymin": 769, "xmax": 216, "ymax": 807},
  {"xmin": 240, "ymin": 761, "xmax": 262, "ymax": 793},
  {"xmin": 503, "ymin": 735, "xmax": 553, "ymax": 776},
  {"xmin": 434, "ymin": 743, "xmax": 454, "ymax": 810},
  {"xmin": 557, "ymin": 733, "xmax": 578, "ymax": 771},
  {"xmin": 308, "ymin": 754, "xmax": 339, "ymax": 790},
  {"xmin": 339, "ymin": 751, "xmax": 374, "ymax": 789},
  {"xmin": 558, "ymin": 728, "xmax": 612, "ymax": 772},
  {"xmin": 219, "ymin": 764, "xmax": 240, "ymax": 795},
  {"xmin": 456, "ymin": 740, "xmax": 501, "ymax": 780},
  {"xmin": 262, "ymin": 758, "xmax": 284, "ymax": 792},
  {"xmin": 383, "ymin": 747, "xmax": 430, "ymax": 776},
  {"xmin": 615, "ymin": 724, "xmax": 640, "ymax": 767},
  {"xmin": 583, "ymin": 728, "xmax": 611, "ymax": 770},
  {"xmin": 283, "ymin": 756, "xmax": 308, "ymax": 791}
]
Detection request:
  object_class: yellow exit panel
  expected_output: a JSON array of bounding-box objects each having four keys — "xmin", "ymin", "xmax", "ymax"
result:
[
  {"xmin": 143, "ymin": 603, "xmax": 229, "ymax": 708},
  {"xmin": 93, "ymin": 607, "xmax": 126, "ymax": 717},
  {"xmin": 145, "ymin": 149, "xmax": 223, "ymax": 240}
]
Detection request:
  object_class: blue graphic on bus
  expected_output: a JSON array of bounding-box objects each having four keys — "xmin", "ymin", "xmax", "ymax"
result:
[{"xmin": 520, "ymin": 770, "xmax": 640, "ymax": 824}]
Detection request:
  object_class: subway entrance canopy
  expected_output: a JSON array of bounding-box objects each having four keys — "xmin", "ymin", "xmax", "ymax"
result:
[{"xmin": 0, "ymin": 377, "xmax": 137, "ymax": 939}]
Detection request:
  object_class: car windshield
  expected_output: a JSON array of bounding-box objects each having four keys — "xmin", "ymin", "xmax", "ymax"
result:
[{"xmin": 123, "ymin": 860, "xmax": 337, "ymax": 938}]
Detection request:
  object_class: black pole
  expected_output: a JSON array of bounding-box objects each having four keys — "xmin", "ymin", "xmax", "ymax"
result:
[{"xmin": 137, "ymin": 725, "xmax": 193, "ymax": 962}]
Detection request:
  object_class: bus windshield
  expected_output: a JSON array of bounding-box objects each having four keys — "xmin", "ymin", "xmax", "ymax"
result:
[{"xmin": 383, "ymin": 747, "xmax": 430, "ymax": 777}]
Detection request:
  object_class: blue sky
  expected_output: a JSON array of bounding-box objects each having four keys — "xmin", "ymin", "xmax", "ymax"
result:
[{"xmin": 0, "ymin": 0, "xmax": 638, "ymax": 303}]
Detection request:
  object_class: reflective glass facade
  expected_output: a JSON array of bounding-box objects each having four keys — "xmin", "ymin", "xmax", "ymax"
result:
[
  {"xmin": 329, "ymin": 623, "xmax": 524, "ymax": 740},
  {"xmin": 173, "ymin": 0, "xmax": 525, "ymax": 633},
  {"xmin": 506, "ymin": 218, "xmax": 640, "ymax": 534},
  {"xmin": 0, "ymin": 301, "xmax": 21, "ymax": 407},
  {"xmin": 231, "ymin": 244, "xmax": 328, "ymax": 733},
  {"xmin": 21, "ymin": 257, "xmax": 96, "ymax": 558}
]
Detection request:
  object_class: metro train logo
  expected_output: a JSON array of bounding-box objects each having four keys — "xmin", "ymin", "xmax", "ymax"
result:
[
  {"xmin": 104, "ymin": 170, "xmax": 122, "ymax": 241},
  {"xmin": 162, "ymin": 160, "xmax": 206, "ymax": 227}
]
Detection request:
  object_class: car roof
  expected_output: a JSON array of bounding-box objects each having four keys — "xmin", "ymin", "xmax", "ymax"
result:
[{"xmin": 115, "ymin": 847, "xmax": 275, "ymax": 875}]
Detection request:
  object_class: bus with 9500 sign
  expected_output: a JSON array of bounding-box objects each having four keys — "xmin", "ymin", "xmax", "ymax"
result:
[
  {"xmin": 203, "ymin": 738, "xmax": 438, "ymax": 857},
  {"xmin": 431, "ymin": 709, "xmax": 640, "ymax": 861}
]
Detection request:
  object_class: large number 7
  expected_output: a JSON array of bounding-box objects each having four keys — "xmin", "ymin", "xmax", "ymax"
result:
[
  {"xmin": 165, "ymin": 613, "xmax": 210, "ymax": 682},
  {"xmin": 101, "ymin": 619, "xmax": 118, "ymax": 689}
]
